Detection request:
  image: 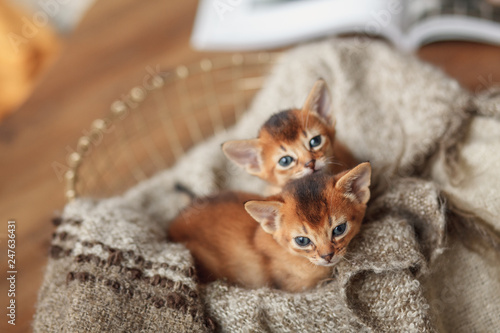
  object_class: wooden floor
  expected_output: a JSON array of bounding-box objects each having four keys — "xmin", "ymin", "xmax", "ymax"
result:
[{"xmin": 1, "ymin": 0, "xmax": 500, "ymax": 332}]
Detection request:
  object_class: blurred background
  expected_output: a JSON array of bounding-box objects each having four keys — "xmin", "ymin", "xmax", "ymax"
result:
[
  {"xmin": 2, "ymin": 0, "xmax": 500, "ymax": 120},
  {"xmin": 0, "ymin": 0, "xmax": 95, "ymax": 120}
]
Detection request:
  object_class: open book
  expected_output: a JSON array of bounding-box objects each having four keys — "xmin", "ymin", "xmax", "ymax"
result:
[{"xmin": 191, "ymin": 0, "xmax": 500, "ymax": 52}]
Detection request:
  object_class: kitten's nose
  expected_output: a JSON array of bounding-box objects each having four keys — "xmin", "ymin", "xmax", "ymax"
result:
[
  {"xmin": 320, "ymin": 251, "xmax": 334, "ymax": 262},
  {"xmin": 305, "ymin": 159, "xmax": 316, "ymax": 170}
]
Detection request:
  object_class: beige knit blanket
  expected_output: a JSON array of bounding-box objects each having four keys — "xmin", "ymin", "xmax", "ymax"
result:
[{"xmin": 34, "ymin": 39, "xmax": 500, "ymax": 332}]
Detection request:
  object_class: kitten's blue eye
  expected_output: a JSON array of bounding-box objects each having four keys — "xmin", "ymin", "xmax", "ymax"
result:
[
  {"xmin": 333, "ymin": 223, "xmax": 347, "ymax": 237},
  {"xmin": 278, "ymin": 156, "xmax": 294, "ymax": 167},
  {"xmin": 309, "ymin": 135, "xmax": 322, "ymax": 149},
  {"xmin": 295, "ymin": 236, "xmax": 311, "ymax": 247}
]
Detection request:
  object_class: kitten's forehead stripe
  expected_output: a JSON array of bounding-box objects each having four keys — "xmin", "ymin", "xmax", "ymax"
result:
[
  {"xmin": 280, "ymin": 145, "xmax": 286, "ymax": 152},
  {"xmin": 302, "ymin": 226, "xmax": 308, "ymax": 235},
  {"xmin": 286, "ymin": 173, "xmax": 328, "ymax": 225},
  {"xmin": 262, "ymin": 110, "xmax": 301, "ymax": 142},
  {"xmin": 330, "ymin": 215, "xmax": 346, "ymax": 227}
]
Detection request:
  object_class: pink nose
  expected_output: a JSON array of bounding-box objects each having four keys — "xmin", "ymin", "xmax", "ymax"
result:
[
  {"xmin": 320, "ymin": 251, "xmax": 334, "ymax": 262},
  {"xmin": 305, "ymin": 159, "xmax": 315, "ymax": 170}
]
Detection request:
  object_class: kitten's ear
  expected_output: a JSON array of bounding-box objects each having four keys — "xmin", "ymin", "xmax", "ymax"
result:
[
  {"xmin": 335, "ymin": 162, "xmax": 372, "ymax": 204},
  {"xmin": 222, "ymin": 139, "xmax": 262, "ymax": 175},
  {"xmin": 302, "ymin": 78, "xmax": 334, "ymax": 122},
  {"xmin": 244, "ymin": 200, "xmax": 283, "ymax": 234}
]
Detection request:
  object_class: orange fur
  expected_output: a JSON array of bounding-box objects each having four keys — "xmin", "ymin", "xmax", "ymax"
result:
[
  {"xmin": 222, "ymin": 79, "xmax": 357, "ymax": 189},
  {"xmin": 168, "ymin": 163, "xmax": 371, "ymax": 292}
]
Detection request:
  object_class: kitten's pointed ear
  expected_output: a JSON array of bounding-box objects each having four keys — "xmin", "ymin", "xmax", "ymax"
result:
[
  {"xmin": 222, "ymin": 139, "xmax": 262, "ymax": 175},
  {"xmin": 335, "ymin": 162, "xmax": 372, "ymax": 204},
  {"xmin": 302, "ymin": 78, "xmax": 334, "ymax": 122},
  {"xmin": 244, "ymin": 200, "xmax": 283, "ymax": 234}
]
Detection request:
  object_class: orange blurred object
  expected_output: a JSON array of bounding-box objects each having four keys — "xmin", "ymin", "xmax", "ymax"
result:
[{"xmin": 0, "ymin": 0, "xmax": 60, "ymax": 120}]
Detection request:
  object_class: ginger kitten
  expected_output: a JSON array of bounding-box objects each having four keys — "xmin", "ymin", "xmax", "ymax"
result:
[
  {"xmin": 168, "ymin": 163, "xmax": 371, "ymax": 292},
  {"xmin": 222, "ymin": 79, "xmax": 357, "ymax": 190}
]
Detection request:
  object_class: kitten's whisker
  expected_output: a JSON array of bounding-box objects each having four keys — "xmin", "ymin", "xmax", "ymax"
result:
[
  {"xmin": 319, "ymin": 277, "xmax": 336, "ymax": 286},
  {"xmin": 324, "ymin": 161, "xmax": 342, "ymax": 167},
  {"xmin": 323, "ymin": 156, "xmax": 340, "ymax": 163},
  {"xmin": 322, "ymin": 157, "xmax": 342, "ymax": 166},
  {"xmin": 341, "ymin": 255, "xmax": 353, "ymax": 264}
]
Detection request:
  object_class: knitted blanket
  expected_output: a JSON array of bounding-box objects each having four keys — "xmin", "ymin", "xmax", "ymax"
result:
[{"xmin": 34, "ymin": 39, "xmax": 500, "ymax": 332}]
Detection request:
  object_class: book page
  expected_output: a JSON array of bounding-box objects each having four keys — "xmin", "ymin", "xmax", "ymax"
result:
[
  {"xmin": 191, "ymin": 0, "xmax": 404, "ymax": 51},
  {"xmin": 402, "ymin": 0, "xmax": 500, "ymax": 50},
  {"xmin": 405, "ymin": 0, "xmax": 500, "ymax": 28}
]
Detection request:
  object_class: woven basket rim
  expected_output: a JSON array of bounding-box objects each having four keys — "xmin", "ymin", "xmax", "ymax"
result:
[{"xmin": 64, "ymin": 52, "xmax": 282, "ymax": 201}]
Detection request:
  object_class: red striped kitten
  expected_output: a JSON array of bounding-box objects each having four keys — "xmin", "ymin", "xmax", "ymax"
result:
[
  {"xmin": 168, "ymin": 162, "xmax": 371, "ymax": 292},
  {"xmin": 222, "ymin": 79, "xmax": 357, "ymax": 192}
]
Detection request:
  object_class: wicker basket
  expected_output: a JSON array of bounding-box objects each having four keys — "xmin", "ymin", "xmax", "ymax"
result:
[{"xmin": 64, "ymin": 53, "xmax": 281, "ymax": 201}]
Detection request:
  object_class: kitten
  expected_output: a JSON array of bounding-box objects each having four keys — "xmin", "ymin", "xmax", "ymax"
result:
[
  {"xmin": 168, "ymin": 162, "xmax": 371, "ymax": 292},
  {"xmin": 222, "ymin": 79, "xmax": 357, "ymax": 191}
]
